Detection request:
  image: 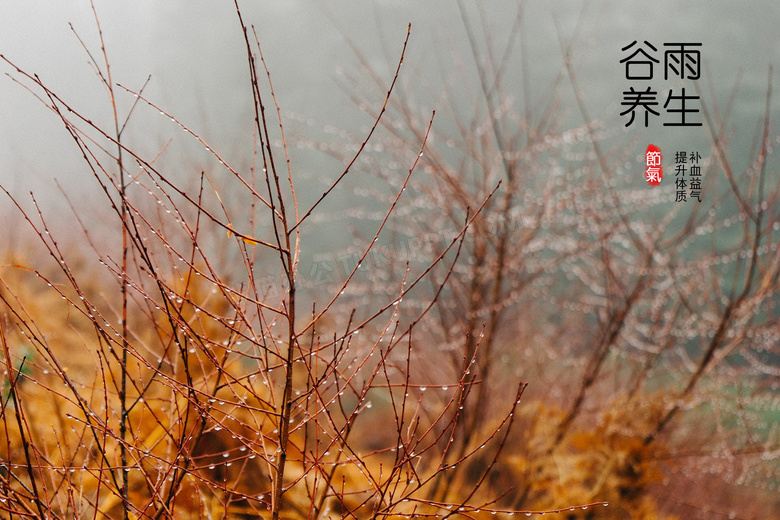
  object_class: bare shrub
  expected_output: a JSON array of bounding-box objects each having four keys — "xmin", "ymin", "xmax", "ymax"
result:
[
  {"xmin": 317, "ymin": 4, "xmax": 780, "ymax": 519},
  {"xmin": 0, "ymin": 4, "xmax": 614, "ymax": 520}
]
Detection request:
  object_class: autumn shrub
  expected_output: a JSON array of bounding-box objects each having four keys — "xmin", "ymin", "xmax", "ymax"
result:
[{"xmin": 0, "ymin": 4, "xmax": 622, "ymax": 520}]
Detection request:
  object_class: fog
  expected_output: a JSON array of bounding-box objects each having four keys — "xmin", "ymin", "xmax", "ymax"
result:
[{"xmin": 1, "ymin": 0, "xmax": 778, "ymax": 224}]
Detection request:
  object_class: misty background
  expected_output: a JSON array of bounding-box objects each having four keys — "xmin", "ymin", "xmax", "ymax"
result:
[
  {"xmin": 1, "ymin": 0, "xmax": 778, "ymax": 251},
  {"xmin": 0, "ymin": 0, "xmax": 780, "ymax": 193}
]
